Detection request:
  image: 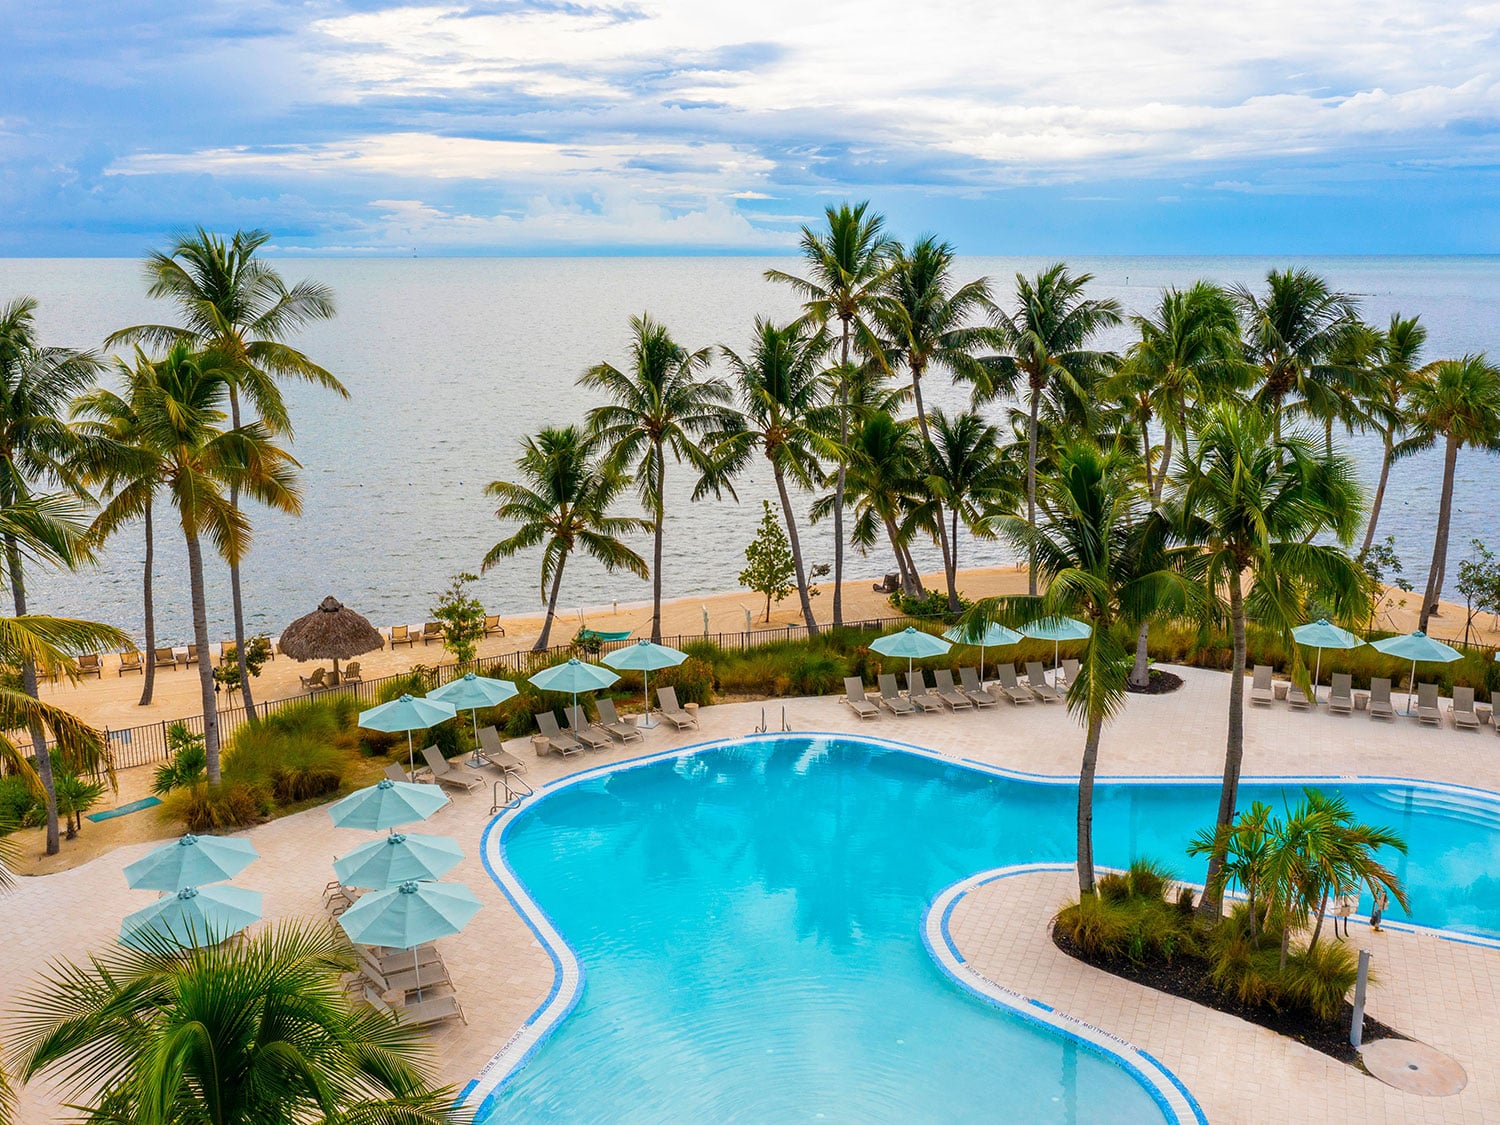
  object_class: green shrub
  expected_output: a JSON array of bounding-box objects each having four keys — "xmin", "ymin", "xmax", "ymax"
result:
[
  {"xmin": 0, "ymin": 774, "xmax": 41, "ymax": 829},
  {"xmin": 1054, "ymin": 893, "xmax": 1131, "ymax": 959},
  {"xmin": 54, "ymin": 772, "xmax": 106, "ymax": 838},
  {"xmin": 1282, "ymin": 939, "xmax": 1361, "ymax": 1022},
  {"xmin": 153, "ymin": 724, "xmax": 207, "ymax": 796},
  {"xmin": 171, "ymin": 782, "xmax": 271, "ymax": 833},
  {"xmin": 270, "ymin": 768, "xmax": 342, "ymax": 804},
  {"xmin": 657, "ymin": 656, "xmax": 715, "ymax": 706}
]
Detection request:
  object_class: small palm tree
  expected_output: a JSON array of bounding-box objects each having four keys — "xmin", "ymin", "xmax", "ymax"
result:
[
  {"xmin": 816, "ymin": 410, "xmax": 926, "ymax": 598},
  {"xmin": 1293, "ymin": 788, "xmax": 1407, "ymax": 951},
  {"xmin": 921, "ymin": 409, "xmax": 1012, "ymax": 608},
  {"xmin": 1188, "ymin": 800, "xmax": 1275, "ymax": 937},
  {"xmin": 1357, "ymin": 315, "xmax": 1425, "ymax": 556},
  {"xmin": 482, "ymin": 425, "xmax": 649, "ymax": 651},
  {"xmin": 10, "ymin": 921, "xmax": 465, "ymax": 1123},
  {"xmin": 580, "ymin": 314, "xmax": 735, "ymax": 642}
]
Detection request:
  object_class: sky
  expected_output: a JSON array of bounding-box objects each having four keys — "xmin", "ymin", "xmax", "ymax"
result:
[{"xmin": 2, "ymin": 0, "xmax": 1500, "ymax": 255}]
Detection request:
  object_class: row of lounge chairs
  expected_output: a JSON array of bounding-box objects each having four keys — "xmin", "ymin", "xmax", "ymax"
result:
[
  {"xmin": 349, "ymin": 939, "xmax": 465, "ymax": 1027},
  {"xmin": 843, "ymin": 663, "xmax": 1072, "ymax": 719},
  {"xmin": 1250, "ymin": 665, "xmax": 1500, "ymax": 730},
  {"xmin": 390, "ymin": 617, "xmax": 507, "ymax": 649},
  {"xmin": 532, "ymin": 689, "xmax": 698, "ymax": 757}
]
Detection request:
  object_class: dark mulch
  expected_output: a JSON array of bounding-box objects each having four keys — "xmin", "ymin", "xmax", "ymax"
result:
[
  {"xmin": 1052, "ymin": 927, "xmax": 1404, "ymax": 1068},
  {"xmin": 1125, "ymin": 669, "xmax": 1184, "ymax": 695}
]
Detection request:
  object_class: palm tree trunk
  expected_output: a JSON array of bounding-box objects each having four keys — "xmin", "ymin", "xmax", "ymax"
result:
[
  {"xmin": 535, "ymin": 556, "xmax": 568, "ymax": 652},
  {"xmin": 182, "ymin": 525, "xmax": 221, "ymax": 784},
  {"xmin": 1361, "ymin": 436, "xmax": 1393, "ymax": 557},
  {"xmin": 882, "ymin": 516, "xmax": 918, "ymax": 597},
  {"xmin": 1026, "ymin": 379, "xmax": 1040, "ymax": 597},
  {"xmin": 1076, "ymin": 710, "xmax": 1103, "ymax": 895},
  {"xmin": 1419, "ymin": 434, "xmax": 1460, "ymax": 632},
  {"xmin": 650, "ymin": 445, "xmax": 665, "ymax": 644},
  {"xmin": 773, "ymin": 463, "xmax": 819, "ymax": 636},
  {"xmin": 1140, "ymin": 414, "xmax": 1154, "ymax": 499},
  {"xmin": 5, "ymin": 532, "xmax": 58, "ymax": 854},
  {"xmin": 1154, "ymin": 428, "xmax": 1173, "ymax": 504},
  {"xmin": 946, "ymin": 504, "xmax": 961, "ymax": 609},
  {"xmin": 912, "ymin": 366, "xmax": 957, "ymax": 607},
  {"xmin": 1130, "ymin": 622, "xmax": 1151, "ymax": 689},
  {"xmin": 1200, "ymin": 576, "xmax": 1248, "ymax": 919},
  {"xmin": 1308, "ymin": 888, "xmax": 1329, "ymax": 949},
  {"xmin": 226, "ymin": 389, "xmax": 255, "ymax": 720},
  {"xmin": 140, "ymin": 498, "xmax": 157, "ymax": 706},
  {"xmin": 1133, "ymin": 424, "xmax": 1170, "ymax": 688},
  {"xmin": 898, "ymin": 540, "xmax": 925, "ymax": 597},
  {"xmin": 832, "ymin": 324, "xmax": 851, "ymax": 629}
]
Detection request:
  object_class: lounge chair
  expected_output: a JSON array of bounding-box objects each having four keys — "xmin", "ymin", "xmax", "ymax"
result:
[
  {"xmin": 184, "ymin": 644, "xmax": 200, "ymax": 668},
  {"xmin": 932, "ymin": 669, "xmax": 975, "ymax": 711},
  {"xmin": 657, "ymin": 686, "xmax": 699, "ymax": 730},
  {"xmin": 842, "ymin": 677, "xmax": 880, "ymax": 720},
  {"xmin": 363, "ymin": 985, "xmax": 465, "ymax": 1028},
  {"xmin": 478, "ymin": 725, "xmax": 530, "ymax": 772},
  {"xmin": 1059, "ymin": 658, "xmax": 1080, "ymax": 688},
  {"xmin": 996, "ymin": 664, "xmax": 1034, "ymax": 705},
  {"xmin": 877, "ymin": 674, "xmax": 916, "ymax": 716},
  {"xmin": 300, "ymin": 668, "xmax": 328, "ymax": 691},
  {"xmin": 594, "ymin": 698, "xmax": 644, "ymax": 741},
  {"xmin": 484, "ymin": 615, "xmax": 506, "ymax": 637},
  {"xmin": 421, "ymin": 745, "xmax": 483, "ymax": 791},
  {"xmin": 153, "ymin": 647, "xmax": 178, "ymax": 672},
  {"xmin": 421, "ymin": 622, "xmax": 443, "ymax": 646},
  {"xmin": 563, "ymin": 706, "xmax": 612, "ymax": 750},
  {"xmin": 390, "ymin": 625, "xmax": 415, "ymax": 648},
  {"xmin": 76, "ymin": 653, "xmax": 102, "ymax": 679},
  {"xmin": 1327, "ymin": 673, "xmax": 1354, "ymax": 715},
  {"xmin": 1287, "ymin": 681, "xmax": 1312, "ymax": 710},
  {"xmin": 1250, "ymin": 665, "xmax": 1275, "ymax": 706},
  {"xmin": 1493, "ymin": 691, "xmax": 1500, "ymax": 735},
  {"xmin": 1453, "ymin": 686, "xmax": 1481, "ymax": 731},
  {"xmin": 384, "ymin": 763, "xmax": 411, "ymax": 784},
  {"xmin": 1368, "ymin": 677, "xmax": 1395, "ymax": 721},
  {"xmin": 118, "ymin": 650, "xmax": 142, "ymax": 676},
  {"xmin": 905, "ymin": 671, "xmax": 945, "ymax": 713},
  {"xmin": 342, "ymin": 661, "xmax": 363, "ymax": 683},
  {"xmin": 1416, "ymin": 683, "xmax": 1442, "ymax": 726},
  {"xmin": 534, "ymin": 711, "xmax": 585, "ymax": 757},
  {"xmin": 958, "ymin": 666, "xmax": 998, "ymax": 708},
  {"xmin": 1025, "ymin": 662, "xmax": 1062, "ymax": 704}
]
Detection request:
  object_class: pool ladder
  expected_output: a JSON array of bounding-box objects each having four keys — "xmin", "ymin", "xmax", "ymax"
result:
[
  {"xmin": 490, "ymin": 770, "xmax": 535, "ymax": 815},
  {"xmin": 753, "ymin": 705, "xmax": 792, "ymax": 734}
]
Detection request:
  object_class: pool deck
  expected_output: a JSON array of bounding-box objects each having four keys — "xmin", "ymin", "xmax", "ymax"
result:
[{"xmin": 6, "ymin": 663, "xmax": 1500, "ymax": 1123}]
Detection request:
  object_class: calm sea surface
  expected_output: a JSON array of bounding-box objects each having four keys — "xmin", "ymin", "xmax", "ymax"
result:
[{"xmin": 0, "ymin": 255, "xmax": 1496, "ymax": 645}]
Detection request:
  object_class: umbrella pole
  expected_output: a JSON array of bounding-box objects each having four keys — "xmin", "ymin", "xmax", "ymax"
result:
[
  {"xmin": 407, "ymin": 731, "xmax": 415, "ymax": 782},
  {"xmin": 1407, "ymin": 659, "xmax": 1417, "ymax": 716},
  {"xmin": 1314, "ymin": 649, "xmax": 1322, "ymax": 704},
  {"xmin": 471, "ymin": 709, "xmax": 482, "ymax": 768},
  {"xmin": 980, "ymin": 643, "xmax": 986, "ymax": 688},
  {"xmin": 641, "ymin": 667, "xmax": 657, "ymax": 729}
]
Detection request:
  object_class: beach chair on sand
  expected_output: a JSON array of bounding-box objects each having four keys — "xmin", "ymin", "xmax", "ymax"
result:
[
  {"xmin": 1453, "ymin": 686, "xmax": 1481, "ymax": 731},
  {"xmin": 421, "ymin": 622, "xmax": 443, "ymax": 646},
  {"xmin": 1416, "ymin": 683, "xmax": 1442, "ymax": 726},
  {"xmin": 877, "ymin": 674, "xmax": 915, "ymax": 716},
  {"xmin": 300, "ymin": 668, "xmax": 328, "ymax": 692},
  {"xmin": 1368, "ymin": 678, "xmax": 1396, "ymax": 721},
  {"xmin": 384, "ymin": 763, "xmax": 411, "ymax": 784},
  {"xmin": 478, "ymin": 725, "xmax": 530, "ymax": 773},
  {"xmin": 1025, "ymin": 662, "xmax": 1061, "ymax": 704},
  {"xmin": 76, "ymin": 653, "xmax": 102, "ymax": 679},
  {"xmin": 905, "ymin": 671, "xmax": 945, "ymax": 713},
  {"xmin": 421, "ymin": 746, "xmax": 483, "ymax": 792},
  {"xmin": 535, "ymin": 711, "xmax": 585, "ymax": 757},
  {"xmin": 390, "ymin": 625, "xmax": 415, "ymax": 648},
  {"xmin": 118, "ymin": 650, "xmax": 142, "ymax": 676},
  {"xmin": 564, "ymin": 706, "xmax": 611, "ymax": 751},
  {"xmin": 1287, "ymin": 681, "xmax": 1312, "ymax": 710},
  {"xmin": 1327, "ymin": 673, "xmax": 1354, "ymax": 715},
  {"xmin": 657, "ymin": 686, "xmax": 699, "ymax": 730},
  {"xmin": 996, "ymin": 665, "xmax": 1034, "ymax": 705},
  {"xmin": 959, "ymin": 666, "xmax": 998, "ymax": 708},
  {"xmin": 1060, "ymin": 659, "xmax": 1080, "ymax": 688},
  {"xmin": 932, "ymin": 669, "xmax": 975, "ymax": 711},
  {"xmin": 842, "ymin": 677, "xmax": 880, "ymax": 720},
  {"xmin": 342, "ymin": 661, "xmax": 363, "ymax": 683},
  {"xmin": 595, "ymin": 698, "xmax": 644, "ymax": 741},
  {"xmin": 1250, "ymin": 665, "xmax": 1275, "ymax": 706},
  {"xmin": 155, "ymin": 647, "xmax": 179, "ymax": 671},
  {"xmin": 184, "ymin": 645, "xmax": 200, "ymax": 669}
]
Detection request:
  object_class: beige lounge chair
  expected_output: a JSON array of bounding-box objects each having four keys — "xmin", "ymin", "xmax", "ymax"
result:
[
  {"xmin": 421, "ymin": 622, "xmax": 443, "ymax": 645},
  {"xmin": 118, "ymin": 650, "xmax": 143, "ymax": 676},
  {"xmin": 564, "ymin": 706, "xmax": 612, "ymax": 750},
  {"xmin": 843, "ymin": 677, "xmax": 879, "ymax": 720},
  {"xmin": 76, "ymin": 653, "xmax": 102, "ymax": 679},
  {"xmin": 484, "ymin": 615, "xmax": 506, "ymax": 637},
  {"xmin": 154, "ymin": 646, "xmax": 179, "ymax": 671},
  {"xmin": 300, "ymin": 668, "xmax": 328, "ymax": 691},
  {"xmin": 535, "ymin": 711, "xmax": 585, "ymax": 756},
  {"xmin": 1327, "ymin": 673, "xmax": 1354, "ymax": 715},
  {"xmin": 1453, "ymin": 686, "xmax": 1480, "ymax": 731},
  {"xmin": 1250, "ymin": 665, "xmax": 1275, "ymax": 706},
  {"xmin": 958, "ymin": 666, "xmax": 998, "ymax": 707},
  {"xmin": 478, "ymin": 725, "xmax": 530, "ymax": 773},
  {"xmin": 905, "ymin": 671, "xmax": 945, "ymax": 713},
  {"xmin": 1368, "ymin": 678, "xmax": 1396, "ymax": 721},
  {"xmin": 342, "ymin": 661, "xmax": 363, "ymax": 683},
  {"xmin": 996, "ymin": 664, "xmax": 1034, "ymax": 705},
  {"xmin": 1416, "ymin": 683, "xmax": 1442, "ymax": 726},
  {"xmin": 1287, "ymin": 681, "xmax": 1312, "ymax": 710},
  {"xmin": 390, "ymin": 625, "xmax": 415, "ymax": 648},
  {"xmin": 1060, "ymin": 658, "xmax": 1080, "ymax": 688},
  {"xmin": 1025, "ymin": 662, "xmax": 1061, "ymax": 704},
  {"xmin": 184, "ymin": 644, "xmax": 200, "ymax": 668},
  {"xmin": 595, "ymin": 698, "xmax": 644, "ymax": 741},
  {"xmin": 657, "ymin": 686, "xmax": 698, "ymax": 729},
  {"xmin": 932, "ymin": 669, "xmax": 975, "ymax": 710},
  {"xmin": 877, "ymin": 674, "xmax": 915, "ymax": 715},
  {"xmin": 363, "ymin": 985, "xmax": 465, "ymax": 1028},
  {"xmin": 384, "ymin": 763, "xmax": 411, "ymax": 784},
  {"xmin": 1494, "ymin": 691, "xmax": 1500, "ymax": 735},
  {"xmin": 421, "ymin": 745, "xmax": 483, "ymax": 791}
]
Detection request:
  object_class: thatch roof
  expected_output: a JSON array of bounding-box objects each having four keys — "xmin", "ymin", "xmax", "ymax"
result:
[{"xmin": 279, "ymin": 596, "xmax": 386, "ymax": 661}]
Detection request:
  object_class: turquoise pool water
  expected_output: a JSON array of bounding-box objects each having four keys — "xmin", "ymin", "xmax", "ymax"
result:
[{"xmin": 480, "ymin": 736, "xmax": 1500, "ymax": 1121}]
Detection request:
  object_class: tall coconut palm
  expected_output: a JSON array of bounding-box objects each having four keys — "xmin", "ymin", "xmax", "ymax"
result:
[
  {"xmin": 1172, "ymin": 404, "xmax": 1369, "ymax": 915},
  {"xmin": 1399, "ymin": 354, "xmax": 1500, "ymax": 629},
  {"xmin": 981, "ymin": 265, "xmax": 1122, "ymax": 595},
  {"xmin": 580, "ymin": 314, "xmax": 736, "ymax": 643},
  {"xmin": 1357, "ymin": 315, "xmax": 1425, "ymax": 556},
  {"xmin": 765, "ymin": 202, "xmax": 891, "ymax": 628},
  {"xmin": 482, "ymin": 425, "xmax": 649, "ymax": 651},
  {"xmin": 713, "ymin": 319, "xmax": 833, "ymax": 636},
  {"xmin": 10, "ymin": 921, "xmax": 464, "ymax": 1123},
  {"xmin": 921, "ymin": 409, "xmax": 1012, "ymax": 606},
  {"xmin": 135, "ymin": 343, "xmax": 301, "ymax": 783},
  {"xmin": 109, "ymin": 229, "xmax": 343, "ymax": 718}
]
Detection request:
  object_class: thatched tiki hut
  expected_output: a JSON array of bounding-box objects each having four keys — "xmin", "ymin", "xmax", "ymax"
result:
[{"xmin": 279, "ymin": 596, "xmax": 385, "ymax": 683}]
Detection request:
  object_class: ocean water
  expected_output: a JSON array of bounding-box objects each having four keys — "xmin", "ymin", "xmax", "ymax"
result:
[{"xmin": 1, "ymin": 255, "xmax": 1497, "ymax": 644}]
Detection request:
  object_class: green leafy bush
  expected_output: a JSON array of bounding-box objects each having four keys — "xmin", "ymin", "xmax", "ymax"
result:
[
  {"xmin": 173, "ymin": 782, "xmax": 271, "ymax": 833},
  {"xmin": 270, "ymin": 768, "xmax": 342, "ymax": 804},
  {"xmin": 656, "ymin": 656, "xmax": 715, "ymax": 706},
  {"xmin": 54, "ymin": 772, "xmax": 106, "ymax": 839},
  {"xmin": 0, "ymin": 774, "xmax": 42, "ymax": 829},
  {"xmin": 153, "ymin": 724, "xmax": 207, "ymax": 796}
]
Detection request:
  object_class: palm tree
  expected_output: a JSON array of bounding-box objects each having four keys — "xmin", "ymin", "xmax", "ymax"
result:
[
  {"xmin": 765, "ymin": 202, "xmax": 891, "ymax": 628},
  {"xmin": 713, "ymin": 319, "xmax": 833, "ymax": 636},
  {"xmin": 921, "ymin": 409, "xmax": 1011, "ymax": 607},
  {"xmin": 1399, "ymin": 354, "xmax": 1500, "ymax": 629},
  {"xmin": 482, "ymin": 425, "xmax": 649, "ymax": 651},
  {"xmin": 1292, "ymin": 788, "xmax": 1407, "ymax": 952},
  {"xmin": 135, "ymin": 343, "xmax": 301, "ymax": 783},
  {"xmin": 1172, "ymin": 403, "xmax": 1369, "ymax": 914},
  {"xmin": 981, "ymin": 265, "xmax": 1122, "ymax": 595},
  {"xmin": 109, "ymin": 229, "xmax": 343, "ymax": 718},
  {"xmin": 580, "ymin": 314, "xmax": 735, "ymax": 643},
  {"xmin": 816, "ymin": 410, "xmax": 926, "ymax": 598},
  {"xmin": 1357, "ymin": 315, "xmax": 1425, "ymax": 556},
  {"xmin": 10, "ymin": 921, "xmax": 465, "ymax": 1123},
  {"xmin": 960, "ymin": 443, "xmax": 1190, "ymax": 893},
  {"xmin": 1188, "ymin": 800, "xmax": 1274, "ymax": 937}
]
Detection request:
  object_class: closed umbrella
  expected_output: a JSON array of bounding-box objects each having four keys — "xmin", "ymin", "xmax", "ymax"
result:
[
  {"xmin": 1371, "ymin": 630, "xmax": 1462, "ymax": 715},
  {"xmin": 359, "ymin": 694, "xmax": 457, "ymax": 779},
  {"xmin": 338, "ymin": 879, "xmax": 481, "ymax": 999},
  {"xmin": 124, "ymin": 833, "xmax": 258, "ymax": 892},
  {"xmin": 329, "ymin": 777, "xmax": 449, "ymax": 833},
  {"xmin": 1290, "ymin": 618, "xmax": 1365, "ymax": 702},
  {"xmin": 333, "ymin": 832, "xmax": 463, "ymax": 889},
  {"xmin": 1022, "ymin": 616, "xmax": 1093, "ymax": 684},
  {"xmin": 120, "ymin": 884, "xmax": 262, "ymax": 951},
  {"xmin": 429, "ymin": 673, "xmax": 518, "ymax": 766},
  {"xmin": 529, "ymin": 658, "xmax": 620, "ymax": 733},
  {"xmin": 870, "ymin": 626, "xmax": 952, "ymax": 681},
  {"xmin": 603, "ymin": 640, "xmax": 687, "ymax": 729},
  {"xmin": 943, "ymin": 621, "xmax": 1023, "ymax": 687},
  {"xmin": 279, "ymin": 595, "xmax": 386, "ymax": 683}
]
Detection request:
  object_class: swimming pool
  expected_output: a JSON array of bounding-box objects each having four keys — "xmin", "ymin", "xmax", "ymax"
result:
[{"xmin": 471, "ymin": 734, "xmax": 1500, "ymax": 1122}]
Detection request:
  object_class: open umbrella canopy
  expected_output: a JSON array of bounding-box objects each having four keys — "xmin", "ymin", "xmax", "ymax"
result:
[
  {"xmin": 279, "ymin": 596, "xmax": 385, "ymax": 676},
  {"xmin": 120, "ymin": 884, "xmax": 262, "ymax": 951},
  {"xmin": 1292, "ymin": 619, "xmax": 1364, "ymax": 650},
  {"xmin": 529, "ymin": 658, "xmax": 620, "ymax": 695},
  {"xmin": 943, "ymin": 622, "xmax": 1024, "ymax": 648},
  {"xmin": 359, "ymin": 694, "xmax": 457, "ymax": 777},
  {"xmin": 329, "ymin": 777, "xmax": 449, "ymax": 832},
  {"xmin": 1021, "ymin": 616, "xmax": 1093, "ymax": 643},
  {"xmin": 870, "ymin": 627, "xmax": 952, "ymax": 660},
  {"xmin": 338, "ymin": 879, "xmax": 481, "ymax": 950},
  {"xmin": 124, "ymin": 833, "xmax": 258, "ymax": 892},
  {"xmin": 428, "ymin": 673, "xmax": 518, "ymax": 712},
  {"xmin": 1371, "ymin": 630, "xmax": 1462, "ymax": 664},
  {"xmin": 603, "ymin": 639, "xmax": 688, "ymax": 672},
  {"xmin": 333, "ymin": 832, "xmax": 463, "ymax": 889}
]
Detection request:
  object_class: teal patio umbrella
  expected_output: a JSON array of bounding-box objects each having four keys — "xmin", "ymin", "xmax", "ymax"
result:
[
  {"xmin": 359, "ymin": 694, "xmax": 457, "ymax": 779},
  {"xmin": 333, "ymin": 832, "xmax": 463, "ymax": 889},
  {"xmin": 870, "ymin": 626, "xmax": 952, "ymax": 680},
  {"xmin": 120, "ymin": 884, "xmax": 262, "ymax": 951},
  {"xmin": 428, "ymin": 673, "xmax": 518, "ymax": 766},
  {"xmin": 1372, "ymin": 630, "xmax": 1462, "ymax": 715},
  {"xmin": 124, "ymin": 833, "xmax": 257, "ymax": 892},
  {"xmin": 338, "ymin": 879, "xmax": 481, "ymax": 998},
  {"xmin": 1022, "ymin": 617, "xmax": 1093, "ymax": 683},
  {"xmin": 1290, "ymin": 618, "xmax": 1365, "ymax": 702},
  {"xmin": 329, "ymin": 777, "xmax": 449, "ymax": 833},
  {"xmin": 603, "ymin": 640, "xmax": 687, "ymax": 729},
  {"xmin": 943, "ymin": 621, "xmax": 1023, "ymax": 687},
  {"xmin": 529, "ymin": 658, "xmax": 620, "ymax": 732}
]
